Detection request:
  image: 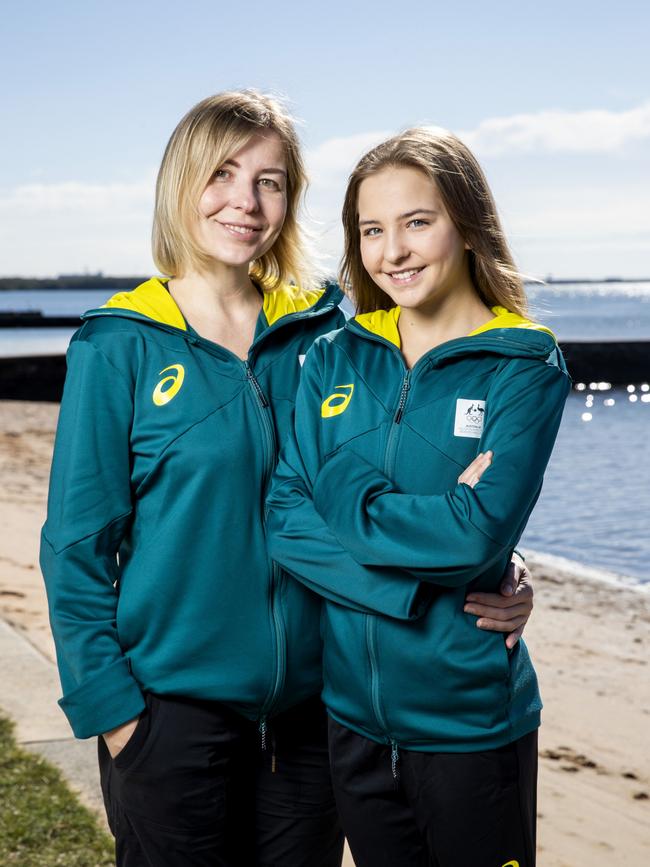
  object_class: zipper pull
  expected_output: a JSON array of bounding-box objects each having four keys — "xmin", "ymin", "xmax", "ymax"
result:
[
  {"xmin": 259, "ymin": 715, "xmax": 268, "ymax": 751},
  {"xmin": 394, "ymin": 373, "xmax": 411, "ymax": 424},
  {"xmin": 245, "ymin": 362, "xmax": 269, "ymax": 408},
  {"xmin": 390, "ymin": 739, "xmax": 400, "ymax": 782}
]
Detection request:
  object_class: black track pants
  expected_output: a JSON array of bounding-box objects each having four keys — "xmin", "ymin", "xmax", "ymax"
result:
[
  {"xmin": 98, "ymin": 693, "xmax": 343, "ymax": 867},
  {"xmin": 329, "ymin": 718, "xmax": 538, "ymax": 867}
]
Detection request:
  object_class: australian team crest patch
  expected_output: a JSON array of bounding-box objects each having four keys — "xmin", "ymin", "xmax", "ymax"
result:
[{"xmin": 454, "ymin": 399, "xmax": 486, "ymax": 438}]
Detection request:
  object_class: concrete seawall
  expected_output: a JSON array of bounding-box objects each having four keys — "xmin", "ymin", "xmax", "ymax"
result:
[
  {"xmin": 560, "ymin": 341, "xmax": 650, "ymax": 384},
  {"xmin": 0, "ymin": 355, "xmax": 68, "ymax": 401},
  {"xmin": 1, "ymin": 342, "xmax": 648, "ymax": 401}
]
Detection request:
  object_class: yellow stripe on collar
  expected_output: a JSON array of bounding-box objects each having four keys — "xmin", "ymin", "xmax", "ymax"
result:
[
  {"xmin": 262, "ymin": 284, "xmax": 325, "ymax": 326},
  {"xmin": 354, "ymin": 307, "xmax": 402, "ymax": 348},
  {"xmin": 102, "ymin": 278, "xmax": 187, "ymax": 330},
  {"xmin": 355, "ymin": 304, "xmax": 555, "ymax": 345},
  {"xmin": 469, "ymin": 306, "xmax": 556, "ymax": 339}
]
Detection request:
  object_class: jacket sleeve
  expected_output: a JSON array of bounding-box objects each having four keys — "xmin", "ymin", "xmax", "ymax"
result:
[
  {"xmin": 311, "ymin": 356, "xmax": 571, "ymax": 586},
  {"xmin": 266, "ymin": 344, "xmax": 430, "ymax": 621},
  {"xmin": 40, "ymin": 337, "xmax": 145, "ymax": 738}
]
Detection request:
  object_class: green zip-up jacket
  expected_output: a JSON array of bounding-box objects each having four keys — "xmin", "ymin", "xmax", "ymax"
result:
[
  {"xmin": 267, "ymin": 305, "xmax": 571, "ymax": 752},
  {"xmin": 40, "ymin": 277, "xmax": 427, "ymax": 740}
]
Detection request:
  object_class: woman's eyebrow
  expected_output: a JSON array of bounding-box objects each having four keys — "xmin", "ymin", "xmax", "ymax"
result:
[
  {"xmin": 399, "ymin": 208, "xmax": 438, "ymax": 219},
  {"xmin": 223, "ymin": 159, "xmax": 287, "ymax": 176},
  {"xmin": 359, "ymin": 208, "xmax": 438, "ymax": 226}
]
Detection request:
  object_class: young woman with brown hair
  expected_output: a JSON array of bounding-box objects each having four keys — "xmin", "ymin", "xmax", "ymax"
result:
[{"xmin": 268, "ymin": 128, "xmax": 569, "ymax": 867}]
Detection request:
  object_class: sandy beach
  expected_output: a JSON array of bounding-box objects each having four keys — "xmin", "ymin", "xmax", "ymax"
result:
[{"xmin": 1, "ymin": 399, "xmax": 648, "ymax": 866}]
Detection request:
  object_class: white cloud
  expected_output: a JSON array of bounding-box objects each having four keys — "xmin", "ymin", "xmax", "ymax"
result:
[
  {"xmin": 304, "ymin": 103, "xmax": 650, "ymax": 186},
  {"xmin": 0, "ymin": 177, "xmax": 155, "ymax": 214},
  {"xmin": 508, "ymin": 195, "xmax": 650, "ymax": 240},
  {"xmin": 457, "ymin": 103, "xmax": 650, "ymax": 156},
  {"xmin": 306, "ymin": 130, "xmax": 392, "ymax": 186},
  {"xmin": 0, "ymin": 175, "xmax": 157, "ymax": 276}
]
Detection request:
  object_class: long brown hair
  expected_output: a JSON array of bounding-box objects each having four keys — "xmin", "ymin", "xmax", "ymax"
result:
[
  {"xmin": 340, "ymin": 127, "xmax": 527, "ymax": 315},
  {"xmin": 152, "ymin": 90, "xmax": 317, "ymax": 290}
]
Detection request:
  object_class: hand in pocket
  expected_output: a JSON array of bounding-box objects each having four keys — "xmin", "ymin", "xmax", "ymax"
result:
[{"xmin": 102, "ymin": 716, "xmax": 141, "ymax": 759}]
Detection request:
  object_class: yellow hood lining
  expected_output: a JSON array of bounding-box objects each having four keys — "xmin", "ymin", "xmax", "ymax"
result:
[
  {"xmin": 102, "ymin": 278, "xmax": 187, "ymax": 330},
  {"xmin": 355, "ymin": 305, "xmax": 555, "ymax": 348},
  {"xmin": 263, "ymin": 285, "xmax": 325, "ymax": 326},
  {"xmin": 102, "ymin": 278, "xmax": 325, "ymax": 331}
]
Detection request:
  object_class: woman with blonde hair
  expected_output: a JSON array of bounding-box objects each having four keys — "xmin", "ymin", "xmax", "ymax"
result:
[
  {"xmin": 41, "ymin": 94, "xmax": 534, "ymax": 865},
  {"xmin": 268, "ymin": 127, "xmax": 570, "ymax": 866},
  {"xmin": 41, "ymin": 90, "xmax": 349, "ymax": 866}
]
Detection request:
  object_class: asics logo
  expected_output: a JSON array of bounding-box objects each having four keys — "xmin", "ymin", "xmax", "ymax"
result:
[
  {"xmin": 152, "ymin": 364, "xmax": 185, "ymax": 406},
  {"xmin": 321, "ymin": 384, "xmax": 354, "ymax": 418},
  {"xmin": 501, "ymin": 861, "xmax": 520, "ymax": 867}
]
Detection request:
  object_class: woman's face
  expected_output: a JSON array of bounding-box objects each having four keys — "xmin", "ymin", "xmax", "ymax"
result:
[
  {"xmin": 194, "ymin": 131, "xmax": 288, "ymax": 270},
  {"xmin": 357, "ymin": 165, "xmax": 469, "ymax": 312}
]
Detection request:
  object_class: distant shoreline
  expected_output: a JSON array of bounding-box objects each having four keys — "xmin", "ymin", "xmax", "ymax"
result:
[
  {"xmin": 1, "ymin": 275, "xmax": 650, "ymax": 291},
  {"xmin": 532, "ymin": 276, "xmax": 650, "ymax": 285},
  {"xmin": 0, "ymin": 276, "xmax": 148, "ymax": 291}
]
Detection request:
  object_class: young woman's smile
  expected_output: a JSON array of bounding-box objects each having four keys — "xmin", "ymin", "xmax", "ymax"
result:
[
  {"xmin": 358, "ymin": 165, "xmax": 471, "ymax": 312},
  {"xmin": 385, "ymin": 266, "xmax": 426, "ymax": 285}
]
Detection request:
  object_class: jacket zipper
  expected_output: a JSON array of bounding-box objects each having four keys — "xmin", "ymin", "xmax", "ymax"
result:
[
  {"xmin": 244, "ymin": 362, "xmax": 287, "ymax": 723},
  {"xmin": 364, "ymin": 368, "xmax": 411, "ymax": 758},
  {"xmin": 365, "ymin": 616, "xmax": 401, "ymax": 781}
]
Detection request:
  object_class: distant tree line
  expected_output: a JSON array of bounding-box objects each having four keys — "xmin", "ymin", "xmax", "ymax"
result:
[
  {"xmin": 0, "ymin": 276, "xmax": 149, "ymax": 291},
  {"xmin": 0, "ymin": 274, "xmax": 646, "ymax": 292}
]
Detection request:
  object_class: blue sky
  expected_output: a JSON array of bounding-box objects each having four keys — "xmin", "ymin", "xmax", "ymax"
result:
[{"xmin": 1, "ymin": 0, "xmax": 649, "ymax": 277}]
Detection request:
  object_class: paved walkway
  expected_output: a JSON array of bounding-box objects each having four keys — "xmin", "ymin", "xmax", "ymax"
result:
[{"xmin": 0, "ymin": 616, "xmax": 105, "ymax": 818}]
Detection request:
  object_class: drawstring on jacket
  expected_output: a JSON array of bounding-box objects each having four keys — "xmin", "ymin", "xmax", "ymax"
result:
[
  {"xmin": 259, "ymin": 715, "xmax": 278, "ymax": 773},
  {"xmin": 391, "ymin": 740, "xmax": 400, "ymax": 784}
]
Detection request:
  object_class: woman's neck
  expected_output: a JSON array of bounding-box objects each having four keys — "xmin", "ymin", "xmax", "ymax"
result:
[
  {"xmin": 398, "ymin": 285, "xmax": 494, "ymax": 368},
  {"xmin": 167, "ymin": 264, "xmax": 263, "ymax": 360},
  {"xmin": 170, "ymin": 262, "xmax": 260, "ymax": 312}
]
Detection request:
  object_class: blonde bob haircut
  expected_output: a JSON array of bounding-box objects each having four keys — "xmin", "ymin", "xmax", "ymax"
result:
[
  {"xmin": 340, "ymin": 127, "xmax": 527, "ymax": 316},
  {"xmin": 153, "ymin": 90, "xmax": 315, "ymax": 291}
]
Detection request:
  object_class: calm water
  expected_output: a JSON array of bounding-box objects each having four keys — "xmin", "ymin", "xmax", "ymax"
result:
[
  {"xmin": 527, "ymin": 282, "xmax": 650, "ymax": 340},
  {"xmin": 1, "ymin": 283, "xmax": 649, "ymax": 583},
  {"xmin": 522, "ymin": 388, "xmax": 650, "ymax": 583},
  {"xmin": 0, "ymin": 290, "xmax": 108, "ymax": 357}
]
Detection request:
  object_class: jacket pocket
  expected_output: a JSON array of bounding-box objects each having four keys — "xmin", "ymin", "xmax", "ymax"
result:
[{"xmin": 321, "ymin": 604, "xmax": 380, "ymax": 738}]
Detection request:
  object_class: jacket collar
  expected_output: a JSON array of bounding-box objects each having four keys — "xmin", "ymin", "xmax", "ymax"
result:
[
  {"xmin": 353, "ymin": 305, "xmax": 555, "ymax": 351},
  {"xmin": 82, "ymin": 277, "xmax": 341, "ymax": 333}
]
